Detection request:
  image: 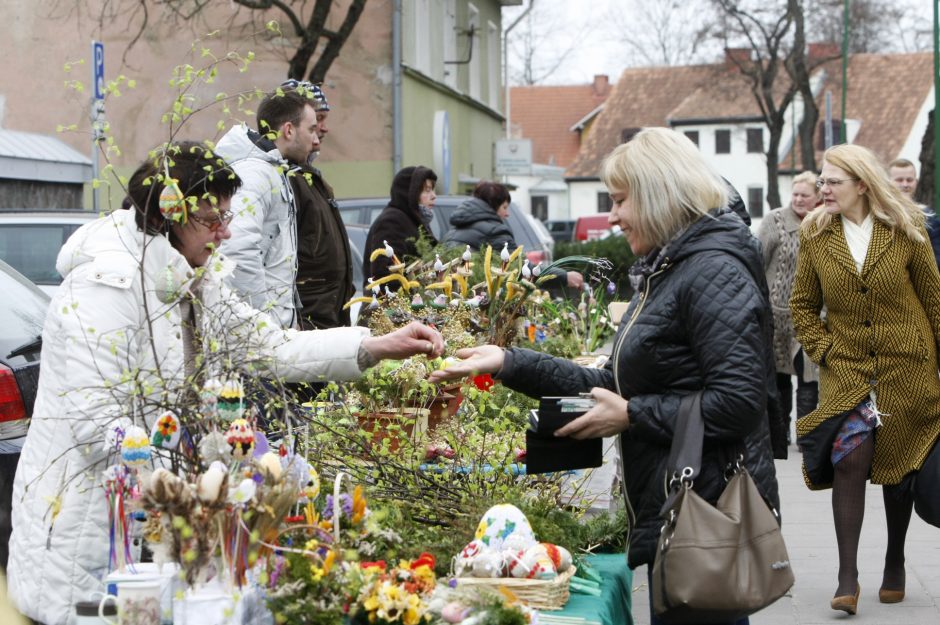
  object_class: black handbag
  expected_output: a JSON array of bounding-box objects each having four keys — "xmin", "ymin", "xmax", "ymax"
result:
[
  {"xmin": 652, "ymin": 392, "xmax": 795, "ymax": 623},
  {"xmin": 913, "ymin": 434, "xmax": 940, "ymax": 527}
]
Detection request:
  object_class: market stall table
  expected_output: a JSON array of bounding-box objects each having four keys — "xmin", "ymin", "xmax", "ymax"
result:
[{"xmin": 540, "ymin": 553, "xmax": 634, "ymax": 625}]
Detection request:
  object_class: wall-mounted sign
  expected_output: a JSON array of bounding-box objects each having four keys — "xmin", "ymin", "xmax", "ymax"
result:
[{"xmin": 495, "ymin": 139, "xmax": 532, "ymax": 175}]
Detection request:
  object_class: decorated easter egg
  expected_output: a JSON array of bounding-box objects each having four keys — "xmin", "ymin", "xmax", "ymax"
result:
[
  {"xmin": 158, "ymin": 179, "xmax": 185, "ymax": 218},
  {"xmin": 199, "ymin": 378, "xmax": 224, "ymax": 418},
  {"xmin": 225, "ymin": 419, "xmax": 255, "ymax": 461},
  {"xmin": 470, "ymin": 551, "xmax": 505, "ymax": 578},
  {"xmin": 507, "ymin": 550, "xmax": 531, "ymax": 578},
  {"xmin": 473, "ymin": 503, "xmax": 536, "ymax": 552},
  {"xmin": 150, "ymin": 410, "xmax": 181, "ymax": 449},
  {"xmin": 441, "ymin": 603, "xmax": 470, "ymax": 623},
  {"xmin": 539, "ymin": 542, "xmax": 572, "ymax": 572},
  {"xmin": 520, "ymin": 544, "xmax": 558, "ymax": 580},
  {"xmin": 217, "ymin": 379, "xmax": 245, "ymax": 422},
  {"xmin": 120, "ymin": 425, "xmax": 151, "ymax": 467}
]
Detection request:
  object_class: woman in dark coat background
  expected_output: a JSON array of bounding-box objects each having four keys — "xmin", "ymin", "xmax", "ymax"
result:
[
  {"xmin": 363, "ymin": 165, "xmax": 438, "ymax": 289},
  {"xmin": 443, "ymin": 181, "xmax": 515, "ymax": 251},
  {"xmin": 430, "ymin": 128, "xmax": 780, "ymax": 625}
]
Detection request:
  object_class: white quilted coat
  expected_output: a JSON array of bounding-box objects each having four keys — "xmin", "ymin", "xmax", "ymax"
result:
[
  {"xmin": 7, "ymin": 210, "xmax": 367, "ymax": 625},
  {"xmin": 216, "ymin": 124, "xmax": 299, "ymax": 328}
]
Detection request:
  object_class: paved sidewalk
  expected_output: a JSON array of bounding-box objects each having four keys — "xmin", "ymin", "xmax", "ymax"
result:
[{"xmin": 629, "ymin": 447, "xmax": 940, "ymax": 625}]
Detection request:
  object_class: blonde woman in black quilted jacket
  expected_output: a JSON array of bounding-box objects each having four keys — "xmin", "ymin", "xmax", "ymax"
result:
[{"xmin": 432, "ymin": 128, "xmax": 780, "ymax": 625}]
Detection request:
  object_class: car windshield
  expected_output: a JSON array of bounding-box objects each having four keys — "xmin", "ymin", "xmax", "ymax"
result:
[
  {"xmin": 0, "ymin": 261, "xmax": 49, "ymax": 358},
  {"xmin": 0, "ymin": 223, "xmax": 78, "ymax": 285}
]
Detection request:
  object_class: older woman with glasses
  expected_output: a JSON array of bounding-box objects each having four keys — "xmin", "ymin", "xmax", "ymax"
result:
[
  {"xmin": 790, "ymin": 143, "xmax": 940, "ymax": 614},
  {"xmin": 757, "ymin": 171, "xmax": 820, "ymax": 455},
  {"xmin": 6, "ymin": 142, "xmax": 444, "ymax": 625},
  {"xmin": 430, "ymin": 128, "xmax": 780, "ymax": 625}
]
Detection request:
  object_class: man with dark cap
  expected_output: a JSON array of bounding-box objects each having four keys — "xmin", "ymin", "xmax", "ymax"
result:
[{"xmin": 289, "ymin": 82, "xmax": 356, "ymax": 330}]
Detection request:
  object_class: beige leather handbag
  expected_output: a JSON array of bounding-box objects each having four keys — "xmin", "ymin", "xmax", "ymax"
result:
[{"xmin": 652, "ymin": 393, "xmax": 795, "ymax": 623}]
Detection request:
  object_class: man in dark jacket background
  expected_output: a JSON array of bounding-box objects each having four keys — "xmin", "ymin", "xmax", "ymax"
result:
[{"xmin": 290, "ymin": 83, "xmax": 356, "ymax": 330}]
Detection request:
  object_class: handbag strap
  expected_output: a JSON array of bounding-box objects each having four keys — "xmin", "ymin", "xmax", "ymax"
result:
[{"xmin": 659, "ymin": 392, "xmax": 704, "ymax": 516}]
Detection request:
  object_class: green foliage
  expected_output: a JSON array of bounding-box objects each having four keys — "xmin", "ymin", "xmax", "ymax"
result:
[{"xmin": 555, "ymin": 237, "xmax": 638, "ymax": 300}]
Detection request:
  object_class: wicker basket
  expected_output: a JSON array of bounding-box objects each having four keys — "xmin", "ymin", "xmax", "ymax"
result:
[{"xmin": 453, "ymin": 566, "xmax": 576, "ymax": 610}]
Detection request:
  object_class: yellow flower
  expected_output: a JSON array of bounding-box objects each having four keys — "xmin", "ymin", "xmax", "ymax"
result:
[
  {"xmin": 323, "ymin": 549, "xmax": 336, "ymax": 574},
  {"xmin": 403, "ymin": 594, "xmax": 424, "ymax": 625}
]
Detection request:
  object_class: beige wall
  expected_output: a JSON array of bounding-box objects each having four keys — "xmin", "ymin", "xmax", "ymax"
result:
[{"xmin": 0, "ymin": 0, "xmax": 394, "ymax": 207}]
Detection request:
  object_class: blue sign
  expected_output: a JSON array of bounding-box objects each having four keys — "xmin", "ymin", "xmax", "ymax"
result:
[{"xmin": 93, "ymin": 41, "xmax": 105, "ymax": 100}]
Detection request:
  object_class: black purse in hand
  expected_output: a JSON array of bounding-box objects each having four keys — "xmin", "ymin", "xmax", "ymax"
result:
[{"xmin": 651, "ymin": 392, "xmax": 795, "ymax": 623}]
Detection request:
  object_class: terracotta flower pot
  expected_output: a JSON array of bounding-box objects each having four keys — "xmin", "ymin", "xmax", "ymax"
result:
[{"xmin": 357, "ymin": 407, "xmax": 429, "ymax": 452}]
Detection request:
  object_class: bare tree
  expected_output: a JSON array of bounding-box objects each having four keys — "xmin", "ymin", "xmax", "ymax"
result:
[
  {"xmin": 915, "ymin": 110, "xmax": 935, "ymax": 207},
  {"xmin": 712, "ymin": 0, "xmax": 802, "ymax": 208},
  {"xmin": 60, "ymin": 0, "xmax": 368, "ymax": 83},
  {"xmin": 602, "ymin": 0, "xmax": 720, "ymax": 67},
  {"xmin": 784, "ymin": 0, "xmax": 840, "ymax": 174},
  {"xmin": 806, "ymin": 0, "xmax": 925, "ymax": 54},
  {"xmin": 504, "ymin": 2, "xmax": 590, "ymax": 85}
]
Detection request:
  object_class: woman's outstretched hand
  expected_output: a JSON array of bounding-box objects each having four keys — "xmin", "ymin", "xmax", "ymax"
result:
[
  {"xmin": 360, "ymin": 321, "xmax": 445, "ymax": 361},
  {"xmin": 554, "ymin": 387, "xmax": 629, "ymax": 439},
  {"xmin": 427, "ymin": 345, "xmax": 505, "ymax": 383}
]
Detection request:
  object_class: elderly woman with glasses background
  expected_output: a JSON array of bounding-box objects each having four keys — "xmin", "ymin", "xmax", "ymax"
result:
[
  {"xmin": 790, "ymin": 143, "xmax": 940, "ymax": 615},
  {"xmin": 5, "ymin": 142, "xmax": 444, "ymax": 625}
]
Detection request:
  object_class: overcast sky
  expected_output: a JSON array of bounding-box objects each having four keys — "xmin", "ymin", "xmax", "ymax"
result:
[{"xmin": 503, "ymin": 0, "xmax": 933, "ymax": 86}]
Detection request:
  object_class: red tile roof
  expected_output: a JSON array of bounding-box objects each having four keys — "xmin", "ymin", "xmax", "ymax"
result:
[
  {"xmin": 567, "ymin": 52, "xmax": 933, "ymax": 179},
  {"xmin": 509, "ymin": 77, "xmax": 611, "ymax": 169},
  {"xmin": 566, "ymin": 64, "xmax": 719, "ymax": 177},
  {"xmin": 783, "ymin": 52, "xmax": 933, "ymax": 169}
]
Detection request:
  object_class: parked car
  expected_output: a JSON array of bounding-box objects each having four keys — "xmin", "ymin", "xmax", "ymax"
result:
[
  {"xmin": 0, "ymin": 259, "xmax": 49, "ymax": 569},
  {"xmin": 336, "ymin": 196, "xmax": 554, "ymax": 265},
  {"xmin": 545, "ymin": 219, "xmax": 576, "ymax": 243},
  {"xmin": 345, "ymin": 223, "xmax": 368, "ymax": 325},
  {"xmin": 573, "ymin": 214, "xmax": 614, "ymax": 241},
  {"xmin": 0, "ymin": 210, "xmax": 99, "ymax": 296}
]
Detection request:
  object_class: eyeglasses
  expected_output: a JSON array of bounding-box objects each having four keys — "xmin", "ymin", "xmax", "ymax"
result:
[
  {"xmin": 189, "ymin": 210, "xmax": 234, "ymax": 232},
  {"xmin": 816, "ymin": 177, "xmax": 859, "ymax": 189}
]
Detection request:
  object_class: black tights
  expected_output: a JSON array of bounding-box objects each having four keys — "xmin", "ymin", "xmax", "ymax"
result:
[{"xmin": 831, "ymin": 436, "xmax": 913, "ymax": 596}]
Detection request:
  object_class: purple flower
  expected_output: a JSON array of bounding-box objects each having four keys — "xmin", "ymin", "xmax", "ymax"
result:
[
  {"xmin": 322, "ymin": 493, "xmax": 354, "ymax": 520},
  {"xmin": 606, "ymin": 281, "xmax": 616, "ymax": 295}
]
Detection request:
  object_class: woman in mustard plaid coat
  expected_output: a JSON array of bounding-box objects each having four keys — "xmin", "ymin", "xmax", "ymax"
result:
[{"xmin": 790, "ymin": 144, "xmax": 940, "ymax": 615}]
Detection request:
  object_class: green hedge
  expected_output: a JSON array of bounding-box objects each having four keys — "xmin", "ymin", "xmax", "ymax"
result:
[{"xmin": 555, "ymin": 236, "xmax": 637, "ymax": 300}]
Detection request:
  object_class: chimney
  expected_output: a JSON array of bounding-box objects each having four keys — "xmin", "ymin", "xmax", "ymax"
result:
[
  {"xmin": 808, "ymin": 42, "xmax": 841, "ymax": 63},
  {"xmin": 724, "ymin": 47, "xmax": 753, "ymax": 70},
  {"xmin": 592, "ymin": 74, "xmax": 610, "ymax": 97}
]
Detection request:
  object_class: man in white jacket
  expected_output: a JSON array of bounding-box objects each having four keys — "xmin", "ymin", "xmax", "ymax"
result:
[{"xmin": 216, "ymin": 86, "xmax": 322, "ymax": 328}]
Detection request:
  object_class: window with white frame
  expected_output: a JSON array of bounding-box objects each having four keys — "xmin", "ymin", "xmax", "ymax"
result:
[
  {"xmin": 443, "ymin": 0, "xmax": 457, "ymax": 89},
  {"xmin": 468, "ymin": 3, "xmax": 481, "ymax": 100},
  {"xmin": 487, "ymin": 21, "xmax": 499, "ymax": 109},
  {"xmin": 414, "ymin": 0, "xmax": 431, "ymax": 75}
]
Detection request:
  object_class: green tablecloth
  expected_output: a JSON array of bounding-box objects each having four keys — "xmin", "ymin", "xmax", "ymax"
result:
[{"xmin": 540, "ymin": 553, "xmax": 634, "ymax": 625}]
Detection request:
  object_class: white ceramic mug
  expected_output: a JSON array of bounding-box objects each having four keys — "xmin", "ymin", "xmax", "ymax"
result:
[
  {"xmin": 104, "ymin": 563, "xmax": 178, "ymax": 624},
  {"xmin": 98, "ymin": 579, "xmax": 162, "ymax": 625},
  {"xmin": 173, "ymin": 588, "xmax": 242, "ymax": 625}
]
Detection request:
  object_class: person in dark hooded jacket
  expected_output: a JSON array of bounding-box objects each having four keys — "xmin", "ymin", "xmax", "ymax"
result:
[
  {"xmin": 430, "ymin": 128, "xmax": 780, "ymax": 625},
  {"xmin": 443, "ymin": 181, "xmax": 515, "ymax": 251},
  {"xmin": 363, "ymin": 166, "xmax": 438, "ymax": 289}
]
